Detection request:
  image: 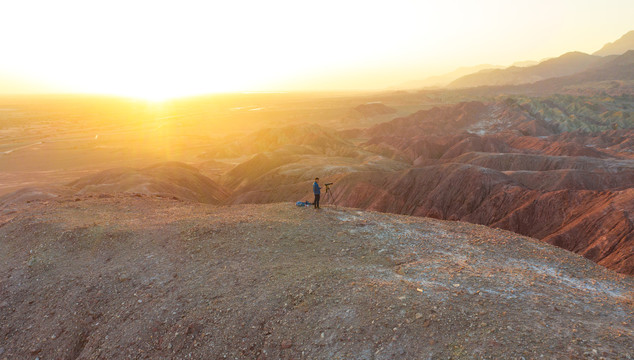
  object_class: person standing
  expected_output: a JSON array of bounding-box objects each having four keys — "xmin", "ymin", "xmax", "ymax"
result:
[{"xmin": 313, "ymin": 177, "xmax": 321, "ymax": 209}]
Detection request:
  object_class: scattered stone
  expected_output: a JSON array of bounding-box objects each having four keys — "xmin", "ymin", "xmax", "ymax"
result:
[{"xmin": 1, "ymin": 201, "xmax": 632, "ymax": 358}]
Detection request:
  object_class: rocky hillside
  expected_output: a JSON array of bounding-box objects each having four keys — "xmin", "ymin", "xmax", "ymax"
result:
[
  {"xmin": 331, "ymin": 165, "xmax": 634, "ymax": 274},
  {"xmin": 4, "ymin": 97, "xmax": 631, "ymax": 277},
  {"xmin": 0, "ymin": 197, "xmax": 632, "ymax": 359},
  {"xmin": 331, "ymin": 110, "xmax": 634, "ymax": 274},
  {"xmin": 207, "ymin": 99, "xmax": 634, "ymax": 275},
  {"xmin": 69, "ymin": 162, "xmax": 230, "ymax": 204}
]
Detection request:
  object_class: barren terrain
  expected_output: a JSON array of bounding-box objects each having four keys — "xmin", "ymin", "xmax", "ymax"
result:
[
  {"xmin": 1, "ymin": 196, "xmax": 632, "ymax": 359},
  {"xmin": 2, "ymin": 26, "xmax": 634, "ymax": 360},
  {"xmin": 1, "ymin": 90, "xmax": 633, "ymax": 276}
]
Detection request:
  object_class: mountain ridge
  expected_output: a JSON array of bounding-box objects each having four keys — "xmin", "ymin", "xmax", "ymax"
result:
[
  {"xmin": 448, "ymin": 52, "xmax": 607, "ymax": 89},
  {"xmin": 594, "ymin": 30, "xmax": 634, "ymax": 56},
  {"xmin": 395, "ymin": 64, "xmax": 504, "ymax": 89}
]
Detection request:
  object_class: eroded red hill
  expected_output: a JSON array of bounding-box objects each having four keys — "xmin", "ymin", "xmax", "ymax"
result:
[
  {"xmin": 69, "ymin": 162, "xmax": 230, "ymax": 204},
  {"xmin": 211, "ymin": 102, "xmax": 634, "ymax": 274}
]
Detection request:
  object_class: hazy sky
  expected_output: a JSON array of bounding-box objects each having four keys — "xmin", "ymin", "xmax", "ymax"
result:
[{"xmin": 1, "ymin": 0, "xmax": 632, "ymax": 99}]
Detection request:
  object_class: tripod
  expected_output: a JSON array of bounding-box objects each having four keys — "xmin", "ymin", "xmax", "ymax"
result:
[{"xmin": 324, "ymin": 183, "xmax": 336, "ymax": 209}]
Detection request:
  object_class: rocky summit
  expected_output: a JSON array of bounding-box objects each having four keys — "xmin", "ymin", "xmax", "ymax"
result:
[{"xmin": 1, "ymin": 196, "xmax": 632, "ymax": 359}]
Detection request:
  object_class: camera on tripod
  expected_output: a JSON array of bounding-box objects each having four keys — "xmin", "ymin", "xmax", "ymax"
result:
[{"xmin": 322, "ymin": 182, "xmax": 335, "ymax": 208}]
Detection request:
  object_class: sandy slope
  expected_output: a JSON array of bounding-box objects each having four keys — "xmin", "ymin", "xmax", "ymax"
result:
[{"xmin": 0, "ymin": 196, "xmax": 632, "ymax": 359}]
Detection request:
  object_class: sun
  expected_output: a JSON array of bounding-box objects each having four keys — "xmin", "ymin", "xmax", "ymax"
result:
[
  {"xmin": 131, "ymin": 89, "xmax": 176, "ymax": 102},
  {"xmin": 108, "ymin": 84, "xmax": 196, "ymax": 102}
]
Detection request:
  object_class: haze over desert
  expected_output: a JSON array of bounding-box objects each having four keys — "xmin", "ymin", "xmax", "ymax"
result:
[{"xmin": 1, "ymin": 1, "xmax": 633, "ymax": 358}]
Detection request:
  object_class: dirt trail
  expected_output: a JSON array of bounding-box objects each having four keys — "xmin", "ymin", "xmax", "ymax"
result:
[{"xmin": 0, "ymin": 195, "xmax": 632, "ymax": 359}]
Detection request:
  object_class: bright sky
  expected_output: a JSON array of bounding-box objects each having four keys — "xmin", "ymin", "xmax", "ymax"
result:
[{"xmin": 1, "ymin": 0, "xmax": 632, "ymax": 99}]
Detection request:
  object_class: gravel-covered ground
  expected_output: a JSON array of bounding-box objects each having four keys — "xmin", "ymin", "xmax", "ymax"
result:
[{"xmin": 0, "ymin": 194, "xmax": 632, "ymax": 359}]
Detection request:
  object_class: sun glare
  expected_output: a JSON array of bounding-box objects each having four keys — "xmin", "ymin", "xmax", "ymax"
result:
[
  {"xmin": 128, "ymin": 89, "xmax": 178, "ymax": 102},
  {"xmin": 0, "ymin": 0, "xmax": 633, "ymax": 96}
]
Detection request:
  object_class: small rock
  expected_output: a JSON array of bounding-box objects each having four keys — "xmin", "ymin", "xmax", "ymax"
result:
[
  {"xmin": 415, "ymin": 313, "xmax": 423, "ymax": 319},
  {"xmin": 453, "ymin": 284, "xmax": 460, "ymax": 287},
  {"xmin": 281, "ymin": 339, "xmax": 292, "ymax": 349}
]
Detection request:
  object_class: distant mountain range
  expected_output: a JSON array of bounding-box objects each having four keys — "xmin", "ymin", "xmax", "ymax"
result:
[
  {"xmin": 510, "ymin": 60, "xmax": 540, "ymax": 67},
  {"xmin": 594, "ymin": 30, "xmax": 634, "ymax": 56},
  {"xmin": 447, "ymin": 50, "xmax": 634, "ymax": 96},
  {"xmin": 522, "ymin": 50, "xmax": 634, "ymax": 94},
  {"xmin": 447, "ymin": 52, "xmax": 613, "ymax": 88},
  {"xmin": 402, "ymin": 30, "xmax": 634, "ymax": 91},
  {"xmin": 395, "ymin": 64, "xmax": 504, "ymax": 89}
]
